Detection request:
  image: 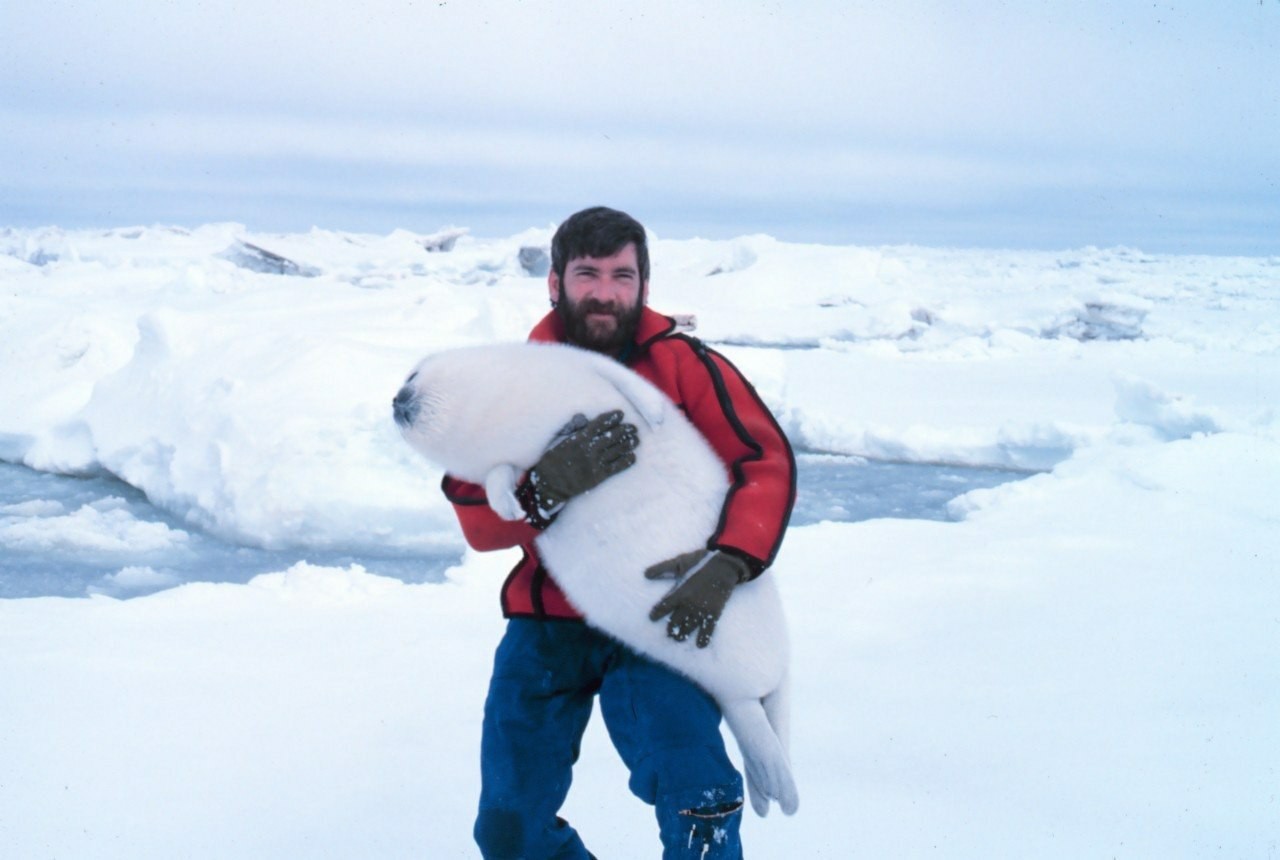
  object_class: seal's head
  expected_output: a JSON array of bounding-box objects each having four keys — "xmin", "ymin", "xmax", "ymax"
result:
[
  {"xmin": 393, "ymin": 356, "xmax": 458, "ymax": 471},
  {"xmin": 394, "ymin": 341, "xmax": 665, "ymax": 484},
  {"xmin": 393, "ymin": 345, "xmax": 569, "ymax": 483}
]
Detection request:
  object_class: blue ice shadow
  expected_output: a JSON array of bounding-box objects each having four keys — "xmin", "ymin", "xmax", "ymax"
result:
[
  {"xmin": 1, "ymin": 454, "xmax": 1031, "ymax": 599},
  {"xmin": 791, "ymin": 452, "xmax": 1029, "ymax": 527},
  {"xmin": 0, "ymin": 462, "xmax": 455, "ymax": 599}
]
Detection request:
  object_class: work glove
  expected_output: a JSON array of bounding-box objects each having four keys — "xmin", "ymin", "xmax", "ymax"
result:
[
  {"xmin": 517, "ymin": 410, "xmax": 639, "ymax": 527},
  {"xmin": 646, "ymin": 549, "xmax": 752, "ymax": 648}
]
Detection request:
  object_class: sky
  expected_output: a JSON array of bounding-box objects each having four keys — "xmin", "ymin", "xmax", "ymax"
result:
[{"xmin": 1, "ymin": 0, "xmax": 1277, "ymax": 254}]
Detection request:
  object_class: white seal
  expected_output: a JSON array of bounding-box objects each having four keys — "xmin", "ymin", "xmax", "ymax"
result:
[{"xmin": 395, "ymin": 341, "xmax": 797, "ymax": 817}]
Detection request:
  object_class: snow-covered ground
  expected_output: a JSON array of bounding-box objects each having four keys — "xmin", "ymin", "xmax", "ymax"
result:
[{"xmin": 1, "ymin": 224, "xmax": 1277, "ymax": 857}]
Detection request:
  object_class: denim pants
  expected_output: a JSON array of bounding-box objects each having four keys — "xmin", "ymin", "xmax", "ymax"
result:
[{"xmin": 474, "ymin": 618, "xmax": 745, "ymax": 859}]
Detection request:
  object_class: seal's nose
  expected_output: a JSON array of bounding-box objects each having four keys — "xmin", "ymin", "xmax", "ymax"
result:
[{"xmin": 392, "ymin": 385, "xmax": 418, "ymax": 428}]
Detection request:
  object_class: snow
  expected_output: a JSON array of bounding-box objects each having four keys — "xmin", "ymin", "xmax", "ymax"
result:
[
  {"xmin": 1, "ymin": 224, "xmax": 1278, "ymax": 856},
  {"xmin": 0, "ymin": 494, "xmax": 190, "ymax": 554}
]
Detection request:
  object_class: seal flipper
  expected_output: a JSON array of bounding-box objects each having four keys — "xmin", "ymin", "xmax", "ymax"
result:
[
  {"xmin": 721, "ymin": 699, "xmax": 799, "ymax": 817},
  {"xmin": 484, "ymin": 463, "xmax": 524, "ymax": 521}
]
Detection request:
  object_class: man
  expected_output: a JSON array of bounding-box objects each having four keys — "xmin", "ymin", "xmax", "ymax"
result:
[{"xmin": 442, "ymin": 206, "xmax": 795, "ymax": 859}]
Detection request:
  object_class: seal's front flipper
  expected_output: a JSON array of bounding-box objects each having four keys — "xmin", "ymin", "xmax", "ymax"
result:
[{"xmin": 484, "ymin": 463, "xmax": 524, "ymax": 521}]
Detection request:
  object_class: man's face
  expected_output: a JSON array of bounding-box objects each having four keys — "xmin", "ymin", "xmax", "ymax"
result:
[{"xmin": 549, "ymin": 243, "xmax": 647, "ymax": 354}]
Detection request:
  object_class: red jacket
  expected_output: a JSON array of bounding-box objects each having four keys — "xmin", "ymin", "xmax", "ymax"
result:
[{"xmin": 441, "ymin": 307, "xmax": 796, "ymax": 619}]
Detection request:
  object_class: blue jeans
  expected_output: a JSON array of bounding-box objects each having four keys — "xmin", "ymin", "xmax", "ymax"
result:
[{"xmin": 474, "ymin": 618, "xmax": 745, "ymax": 859}]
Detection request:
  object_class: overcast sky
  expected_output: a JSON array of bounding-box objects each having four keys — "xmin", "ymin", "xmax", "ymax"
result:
[{"xmin": 2, "ymin": 1, "xmax": 1276, "ymax": 253}]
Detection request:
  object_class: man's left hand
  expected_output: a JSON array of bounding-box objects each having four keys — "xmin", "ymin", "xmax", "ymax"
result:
[{"xmin": 646, "ymin": 550, "xmax": 750, "ymax": 648}]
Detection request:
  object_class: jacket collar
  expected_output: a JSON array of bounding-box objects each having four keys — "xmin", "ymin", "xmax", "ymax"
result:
[{"xmin": 529, "ymin": 307, "xmax": 677, "ymax": 362}]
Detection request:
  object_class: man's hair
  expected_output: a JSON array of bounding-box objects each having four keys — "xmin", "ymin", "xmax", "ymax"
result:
[{"xmin": 550, "ymin": 206, "xmax": 650, "ymax": 284}]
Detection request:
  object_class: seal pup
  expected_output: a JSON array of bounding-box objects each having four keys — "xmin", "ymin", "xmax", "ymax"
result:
[{"xmin": 394, "ymin": 341, "xmax": 797, "ymax": 817}]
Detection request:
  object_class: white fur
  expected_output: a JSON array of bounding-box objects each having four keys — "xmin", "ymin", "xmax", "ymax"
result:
[{"xmin": 396, "ymin": 342, "xmax": 797, "ymax": 816}]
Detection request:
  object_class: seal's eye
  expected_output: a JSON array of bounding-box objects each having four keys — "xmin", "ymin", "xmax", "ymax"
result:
[{"xmin": 405, "ymin": 371, "xmax": 418, "ymax": 385}]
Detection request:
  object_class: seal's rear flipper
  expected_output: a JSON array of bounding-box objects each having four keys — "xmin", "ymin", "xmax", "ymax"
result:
[{"xmin": 722, "ymin": 699, "xmax": 799, "ymax": 817}]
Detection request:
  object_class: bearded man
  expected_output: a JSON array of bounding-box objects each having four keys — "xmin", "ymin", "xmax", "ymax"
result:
[{"xmin": 442, "ymin": 206, "xmax": 795, "ymax": 859}]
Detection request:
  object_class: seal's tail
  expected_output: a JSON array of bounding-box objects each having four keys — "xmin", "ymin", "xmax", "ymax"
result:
[{"xmin": 722, "ymin": 685, "xmax": 798, "ymax": 817}]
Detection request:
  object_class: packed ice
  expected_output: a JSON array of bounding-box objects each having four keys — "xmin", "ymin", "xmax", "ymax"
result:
[{"xmin": 1, "ymin": 224, "xmax": 1277, "ymax": 857}]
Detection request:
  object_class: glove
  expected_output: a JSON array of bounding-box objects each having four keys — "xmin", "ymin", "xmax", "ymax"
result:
[
  {"xmin": 517, "ymin": 410, "xmax": 639, "ymax": 527},
  {"xmin": 646, "ymin": 549, "xmax": 752, "ymax": 648}
]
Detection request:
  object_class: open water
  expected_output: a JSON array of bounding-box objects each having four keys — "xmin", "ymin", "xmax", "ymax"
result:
[{"xmin": 0, "ymin": 456, "xmax": 1027, "ymax": 599}]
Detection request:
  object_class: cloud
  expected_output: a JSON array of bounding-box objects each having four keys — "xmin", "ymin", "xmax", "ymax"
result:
[
  {"xmin": 1, "ymin": 1, "xmax": 1276, "ymax": 251},
  {"xmin": 5, "ymin": 1, "xmax": 1275, "ymax": 140},
  {"xmin": 0, "ymin": 107, "xmax": 1130, "ymax": 210}
]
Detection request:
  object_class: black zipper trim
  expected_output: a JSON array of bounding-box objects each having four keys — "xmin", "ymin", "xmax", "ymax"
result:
[
  {"xmin": 498, "ymin": 554, "xmax": 524, "ymax": 617},
  {"xmin": 529, "ymin": 563, "xmax": 548, "ymax": 618},
  {"xmin": 441, "ymin": 475, "xmax": 488, "ymax": 505},
  {"xmin": 672, "ymin": 334, "xmax": 797, "ymax": 571}
]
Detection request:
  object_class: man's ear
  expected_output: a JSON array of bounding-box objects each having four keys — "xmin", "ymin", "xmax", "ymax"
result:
[
  {"xmin": 641, "ymin": 280, "xmax": 649, "ymax": 306},
  {"xmin": 547, "ymin": 270, "xmax": 560, "ymax": 305}
]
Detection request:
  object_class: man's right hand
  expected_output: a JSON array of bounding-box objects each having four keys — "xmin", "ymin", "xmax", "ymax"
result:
[{"xmin": 518, "ymin": 410, "xmax": 638, "ymax": 526}]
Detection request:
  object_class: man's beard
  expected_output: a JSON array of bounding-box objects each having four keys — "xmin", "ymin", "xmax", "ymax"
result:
[{"xmin": 556, "ymin": 292, "xmax": 644, "ymax": 354}]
